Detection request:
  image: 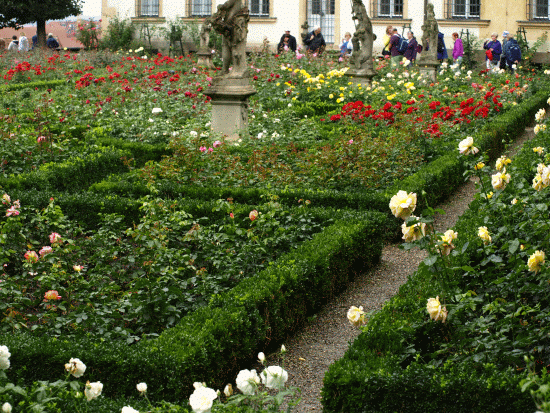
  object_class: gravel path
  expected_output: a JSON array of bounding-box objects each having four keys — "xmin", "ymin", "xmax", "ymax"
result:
[{"xmin": 259, "ymin": 127, "xmax": 535, "ymax": 412}]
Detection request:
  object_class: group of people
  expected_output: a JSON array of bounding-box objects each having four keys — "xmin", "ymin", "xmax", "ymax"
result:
[
  {"xmin": 483, "ymin": 31, "xmax": 522, "ymax": 73},
  {"xmin": 382, "ymin": 26, "xmax": 423, "ymax": 66},
  {"xmin": 5, "ymin": 33, "xmax": 59, "ymax": 52},
  {"xmin": 277, "ymin": 26, "xmax": 326, "ymax": 55}
]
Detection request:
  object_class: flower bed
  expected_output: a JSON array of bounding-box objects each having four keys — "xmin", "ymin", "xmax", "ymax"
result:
[{"xmin": 322, "ymin": 104, "xmax": 550, "ymax": 412}]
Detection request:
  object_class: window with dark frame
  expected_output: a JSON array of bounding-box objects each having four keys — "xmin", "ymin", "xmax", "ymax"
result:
[
  {"xmin": 371, "ymin": 0, "xmax": 403, "ymax": 18},
  {"xmin": 187, "ymin": 0, "xmax": 212, "ymax": 17},
  {"xmin": 306, "ymin": 0, "xmax": 335, "ymax": 43},
  {"xmin": 249, "ymin": 0, "xmax": 270, "ymax": 17},
  {"xmin": 137, "ymin": 0, "xmax": 160, "ymax": 17},
  {"xmin": 445, "ymin": 0, "xmax": 480, "ymax": 19}
]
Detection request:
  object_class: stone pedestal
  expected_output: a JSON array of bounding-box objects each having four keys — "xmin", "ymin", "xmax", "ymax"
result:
[
  {"xmin": 417, "ymin": 60, "xmax": 439, "ymax": 83},
  {"xmin": 204, "ymin": 77, "xmax": 256, "ymax": 141},
  {"xmin": 196, "ymin": 49, "xmax": 214, "ymax": 69},
  {"xmin": 346, "ymin": 70, "xmax": 376, "ymax": 87}
]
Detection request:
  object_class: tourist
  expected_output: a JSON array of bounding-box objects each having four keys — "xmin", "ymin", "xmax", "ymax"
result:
[
  {"xmin": 483, "ymin": 32, "xmax": 501, "ymax": 71},
  {"xmin": 339, "ymin": 32, "xmax": 353, "ymax": 58},
  {"xmin": 382, "ymin": 25, "xmax": 392, "ymax": 57},
  {"xmin": 500, "ymin": 30, "xmax": 510, "ymax": 70},
  {"xmin": 437, "ymin": 32, "xmax": 448, "ymax": 62},
  {"xmin": 389, "ymin": 28, "xmax": 402, "ymax": 66},
  {"xmin": 304, "ymin": 26, "xmax": 326, "ymax": 54},
  {"xmin": 403, "ymin": 31, "xmax": 418, "ymax": 66},
  {"xmin": 277, "ymin": 30, "xmax": 297, "ymax": 53},
  {"xmin": 18, "ymin": 32, "xmax": 29, "ymax": 52},
  {"xmin": 32, "ymin": 33, "xmax": 38, "ymax": 49},
  {"xmin": 504, "ymin": 33, "xmax": 521, "ymax": 73},
  {"xmin": 7, "ymin": 36, "xmax": 18, "ymax": 52},
  {"xmin": 46, "ymin": 33, "xmax": 60, "ymax": 50},
  {"xmin": 452, "ymin": 32, "xmax": 463, "ymax": 66}
]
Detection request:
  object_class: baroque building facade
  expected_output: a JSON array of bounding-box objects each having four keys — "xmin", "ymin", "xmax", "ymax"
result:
[{"xmin": 101, "ymin": 0, "xmax": 550, "ymax": 52}]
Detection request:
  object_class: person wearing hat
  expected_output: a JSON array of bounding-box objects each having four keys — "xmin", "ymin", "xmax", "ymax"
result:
[
  {"xmin": 304, "ymin": 25, "xmax": 326, "ymax": 54},
  {"xmin": 46, "ymin": 33, "xmax": 59, "ymax": 50},
  {"xmin": 500, "ymin": 30, "xmax": 510, "ymax": 70},
  {"xmin": 278, "ymin": 29, "xmax": 297, "ymax": 52}
]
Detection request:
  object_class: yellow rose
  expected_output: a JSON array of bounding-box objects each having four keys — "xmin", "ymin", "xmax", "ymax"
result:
[
  {"xmin": 401, "ymin": 217, "xmax": 426, "ymax": 242},
  {"xmin": 532, "ymin": 174, "xmax": 544, "ymax": 191},
  {"xmin": 478, "ymin": 226, "xmax": 491, "ymax": 245},
  {"xmin": 458, "ymin": 136, "xmax": 479, "ymax": 156},
  {"xmin": 389, "ymin": 190, "xmax": 417, "ymax": 220},
  {"xmin": 528, "ymin": 250, "xmax": 545, "ymax": 273},
  {"xmin": 533, "ymin": 147, "xmax": 545, "ymax": 155},
  {"xmin": 347, "ymin": 306, "xmax": 365, "ymax": 327},
  {"xmin": 495, "ymin": 156, "xmax": 511, "ymax": 171},
  {"xmin": 426, "ymin": 296, "xmax": 441, "ymax": 320},
  {"xmin": 438, "ymin": 229, "xmax": 457, "ymax": 256},
  {"xmin": 475, "ymin": 162, "xmax": 485, "ymax": 170},
  {"xmin": 491, "ymin": 170, "xmax": 510, "ymax": 190}
]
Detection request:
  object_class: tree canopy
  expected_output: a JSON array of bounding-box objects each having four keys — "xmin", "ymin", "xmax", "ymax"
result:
[{"xmin": 0, "ymin": 0, "xmax": 83, "ymax": 47}]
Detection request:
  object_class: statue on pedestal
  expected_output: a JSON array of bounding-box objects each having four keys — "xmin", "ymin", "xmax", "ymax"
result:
[
  {"xmin": 348, "ymin": 0, "xmax": 376, "ymax": 76},
  {"xmin": 196, "ymin": 19, "xmax": 214, "ymax": 68},
  {"xmin": 419, "ymin": 2, "xmax": 439, "ymax": 64},
  {"xmin": 210, "ymin": 0, "xmax": 250, "ymax": 79}
]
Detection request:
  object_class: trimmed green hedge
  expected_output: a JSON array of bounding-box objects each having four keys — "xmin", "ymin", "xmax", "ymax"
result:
[
  {"xmin": 0, "ymin": 210, "xmax": 386, "ymax": 405},
  {"xmin": 0, "ymin": 79, "xmax": 67, "ymax": 92}
]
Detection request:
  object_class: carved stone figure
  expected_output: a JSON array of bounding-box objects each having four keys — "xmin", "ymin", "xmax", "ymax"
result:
[
  {"xmin": 419, "ymin": 2, "xmax": 439, "ymax": 64},
  {"xmin": 301, "ymin": 21, "xmax": 310, "ymax": 44},
  {"xmin": 196, "ymin": 19, "xmax": 215, "ymax": 68},
  {"xmin": 348, "ymin": 0, "xmax": 376, "ymax": 76},
  {"xmin": 210, "ymin": 0, "xmax": 250, "ymax": 78}
]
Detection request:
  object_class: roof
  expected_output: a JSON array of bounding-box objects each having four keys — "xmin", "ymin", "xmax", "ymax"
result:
[{"xmin": 0, "ymin": 19, "xmax": 100, "ymax": 49}]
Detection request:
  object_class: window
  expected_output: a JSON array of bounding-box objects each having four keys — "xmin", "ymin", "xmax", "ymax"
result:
[
  {"xmin": 187, "ymin": 0, "xmax": 212, "ymax": 17},
  {"xmin": 446, "ymin": 0, "xmax": 480, "ymax": 19},
  {"xmin": 249, "ymin": 0, "xmax": 270, "ymax": 17},
  {"xmin": 371, "ymin": 0, "xmax": 403, "ymax": 18},
  {"xmin": 532, "ymin": 0, "xmax": 550, "ymax": 19},
  {"xmin": 306, "ymin": 0, "xmax": 335, "ymax": 43},
  {"xmin": 136, "ymin": 0, "xmax": 159, "ymax": 17}
]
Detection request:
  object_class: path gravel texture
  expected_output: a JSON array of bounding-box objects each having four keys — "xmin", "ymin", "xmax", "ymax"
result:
[{"xmin": 259, "ymin": 127, "xmax": 536, "ymax": 412}]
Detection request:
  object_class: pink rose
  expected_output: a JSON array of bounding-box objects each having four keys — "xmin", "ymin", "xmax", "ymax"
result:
[
  {"xmin": 249, "ymin": 210, "xmax": 259, "ymax": 221},
  {"xmin": 39, "ymin": 246, "xmax": 53, "ymax": 256},
  {"xmin": 49, "ymin": 232, "xmax": 62, "ymax": 245}
]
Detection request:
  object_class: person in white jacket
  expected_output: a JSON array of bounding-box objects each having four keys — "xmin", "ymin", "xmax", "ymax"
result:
[
  {"xmin": 7, "ymin": 36, "xmax": 19, "ymax": 52},
  {"xmin": 18, "ymin": 32, "xmax": 29, "ymax": 52}
]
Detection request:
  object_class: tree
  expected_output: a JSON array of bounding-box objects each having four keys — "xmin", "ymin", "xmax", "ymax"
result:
[{"xmin": 0, "ymin": 0, "xmax": 82, "ymax": 48}]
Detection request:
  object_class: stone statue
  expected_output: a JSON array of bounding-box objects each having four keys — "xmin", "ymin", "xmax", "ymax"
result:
[
  {"xmin": 210, "ymin": 0, "xmax": 250, "ymax": 78},
  {"xmin": 419, "ymin": 2, "xmax": 439, "ymax": 63},
  {"xmin": 197, "ymin": 19, "xmax": 215, "ymax": 68},
  {"xmin": 348, "ymin": 0, "xmax": 376, "ymax": 76}
]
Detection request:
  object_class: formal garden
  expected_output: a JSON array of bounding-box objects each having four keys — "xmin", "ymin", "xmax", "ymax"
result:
[{"xmin": 2, "ymin": 20, "xmax": 550, "ymax": 410}]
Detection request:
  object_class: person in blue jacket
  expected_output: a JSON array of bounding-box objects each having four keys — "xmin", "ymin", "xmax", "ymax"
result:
[
  {"xmin": 437, "ymin": 32, "xmax": 448, "ymax": 62},
  {"xmin": 505, "ymin": 33, "xmax": 522, "ymax": 73},
  {"xmin": 483, "ymin": 32, "xmax": 502, "ymax": 71}
]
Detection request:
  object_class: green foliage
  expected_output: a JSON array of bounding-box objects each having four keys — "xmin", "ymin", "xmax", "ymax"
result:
[{"xmin": 100, "ymin": 16, "xmax": 135, "ymax": 51}]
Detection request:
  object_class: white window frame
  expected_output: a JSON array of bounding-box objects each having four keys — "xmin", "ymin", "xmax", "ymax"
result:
[
  {"xmin": 189, "ymin": 0, "xmax": 212, "ymax": 17},
  {"xmin": 378, "ymin": 0, "xmax": 403, "ymax": 18},
  {"xmin": 249, "ymin": 0, "xmax": 270, "ymax": 17},
  {"xmin": 139, "ymin": 0, "xmax": 159, "ymax": 16},
  {"xmin": 533, "ymin": 0, "xmax": 550, "ymax": 19},
  {"xmin": 452, "ymin": 0, "xmax": 480, "ymax": 18}
]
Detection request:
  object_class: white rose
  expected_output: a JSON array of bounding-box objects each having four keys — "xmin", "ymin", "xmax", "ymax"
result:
[
  {"xmin": 458, "ymin": 136, "xmax": 479, "ymax": 155},
  {"xmin": 235, "ymin": 369, "xmax": 260, "ymax": 395},
  {"xmin": 258, "ymin": 352, "xmax": 266, "ymax": 363},
  {"xmin": 223, "ymin": 383, "xmax": 233, "ymax": 397},
  {"xmin": 136, "ymin": 382, "xmax": 147, "ymax": 393},
  {"xmin": 121, "ymin": 407, "xmax": 140, "ymax": 413},
  {"xmin": 189, "ymin": 386, "xmax": 217, "ymax": 413},
  {"xmin": 151, "ymin": 108, "xmax": 163, "ymax": 114},
  {"xmin": 65, "ymin": 358, "xmax": 86, "ymax": 378},
  {"xmin": 389, "ymin": 190, "xmax": 417, "ymax": 220},
  {"xmin": 2, "ymin": 403, "xmax": 12, "ymax": 413},
  {"xmin": 347, "ymin": 306, "xmax": 365, "ymax": 327},
  {"xmin": 84, "ymin": 381, "xmax": 103, "ymax": 401},
  {"xmin": 261, "ymin": 366, "xmax": 288, "ymax": 390},
  {"xmin": 190, "ymin": 131, "xmax": 198, "ymax": 137}
]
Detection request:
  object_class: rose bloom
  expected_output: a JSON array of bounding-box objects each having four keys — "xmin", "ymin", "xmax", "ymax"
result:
[
  {"xmin": 5, "ymin": 206, "xmax": 19, "ymax": 217},
  {"xmin": 49, "ymin": 232, "xmax": 62, "ymax": 245},
  {"xmin": 2, "ymin": 402, "xmax": 12, "ymax": 413},
  {"xmin": 511, "ymin": 198, "xmax": 518, "ymax": 205},
  {"xmin": 533, "ymin": 147, "xmax": 545, "ymax": 155},
  {"xmin": 249, "ymin": 210, "xmax": 259, "ymax": 221},
  {"xmin": 347, "ymin": 305, "xmax": 365, "ymax": 327},
  {"xmin": 261, "ymin": 366, "xmax": 289, "ymax": 390},
  {"xmin": 439, "ymin": 229, "xmax": 457, "ymax": 256},
  {"xmin": 65, "ymin": 358, "xmax": 86, "ymax": 378},
  {"xmin": 224, "ymin": 383, "xmax": 233, "ymax": 397},
  {"xmin": 121, "ymin": 407, "xmax": 139, "ymax": 413},
  {"xmin": 84, "ymin": 381, "xmax": 103, "ymax": 401},
  {"xmin": 491, "ymin": 170, "xmax": 511, "ymax": 191},
  {"xmin": 534, "ymin": 124, "xmax": 547, "ymax": 135},
  {"xmin": 495, "ymin": 156, "xmax": 511, "ymax": 171},
  {"xmin": 401, "ymin": 217, "xmax": 426, "ymax": 242},
  {"xmin": 44, "ymin": 290, "xmax": 62, "ymax": 301},
  {"xmin": 478, "ymin": 226, "xmax": 492, "ymax": 245},
  {"xmin": 426, "ymin": 296, "xmax": 442, "ymax": 320},
  {"xmin": 535, "ymin": 108, "xmax": 546, "ymax": 122},
  {"xmin": 24, "ymin": 250, "xmax": 39, "ymax": 263},
  {"xmin": 0, "ymin": 345, "xmax": 11, "ymax": 370},
  {"xmin": 458, "ymin": 136, "xmax": 479, "ymax": 155},
  {"xmin": 235, "ymin": 369, "xmax": 260, "ymax": 395},
  {"xmin": 189, "ymin": 385, "xmax": 218, "ymax": 413},
  {"xmin": 389, "ymin": 190, "xmax": 417, "ymax": 220},
  {"xmin": 528, "ymin": 250, "xmax": 545, "ymax": 273},
  {"xmin": 39, "ymin": 246, "xmax": 53, "ymax": 256},
  {"xmin": 533, "ymin": 174, "xmax": 544, "ymax": 191},
  {"xmin": 1, "ymin": 194, "xmax": 10, "ymax": 204},
  {"xmin": 474, "ymin": 162, "xmax": 485, "ymax": 170},
  {"xmin": 136, "ymin": 382, "xmax": 147, "ymax": 393}
]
